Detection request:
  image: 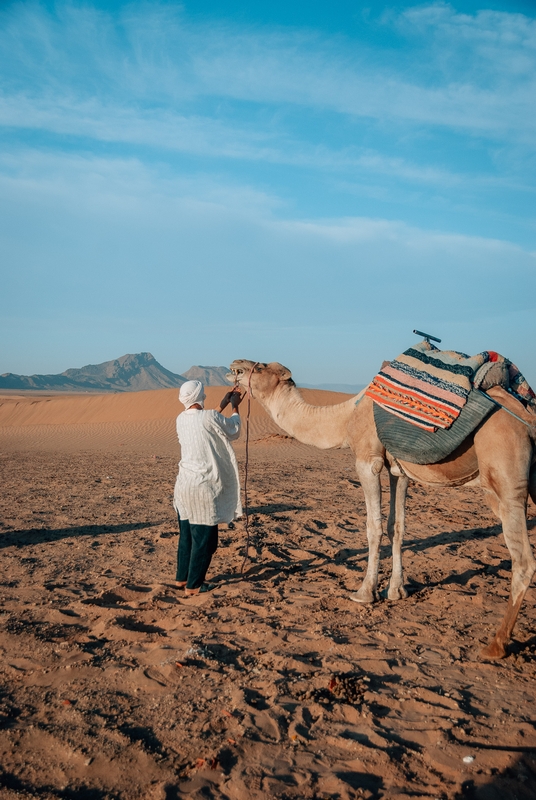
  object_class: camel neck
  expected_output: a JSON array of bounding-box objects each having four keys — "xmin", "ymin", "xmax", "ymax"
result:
[{"xmin": 258, "ymin": 382, "xmax": 358, "ymax": 449}]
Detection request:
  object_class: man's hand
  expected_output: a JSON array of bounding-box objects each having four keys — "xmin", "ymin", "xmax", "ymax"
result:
[
  {"xmin": 218, "ymin": 391, "xmax": 234, "ymax": 412},
  {"xmin": 229, "ymin": 389, "xmax": 243, "ymax": 410},
  {"xmin": 217, "ymin": 389, "xmax": 243, "ymax": 413}
]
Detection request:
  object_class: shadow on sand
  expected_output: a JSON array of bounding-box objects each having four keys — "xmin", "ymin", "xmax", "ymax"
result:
[{"xmin": 0, "ymin": 521, "xmax": 163, "ymax": 549}]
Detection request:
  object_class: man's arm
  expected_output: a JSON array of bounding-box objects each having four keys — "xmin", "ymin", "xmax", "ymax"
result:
[{"xmin": 213, "ymin": 390, "xmax": 243, "ymax": 440}]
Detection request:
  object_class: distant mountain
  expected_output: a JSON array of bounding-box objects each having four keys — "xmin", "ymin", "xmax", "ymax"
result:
[
  {"xmin": 182, "ymin": 365, "xmax": 232, "ymax": 386},
  {"xmin": 299, "ymin": 382, "xmax": 366, "ymax": 394},
  {"xmin": 0, "ymin": 353, "xmax": 232, "ymax": 393}
]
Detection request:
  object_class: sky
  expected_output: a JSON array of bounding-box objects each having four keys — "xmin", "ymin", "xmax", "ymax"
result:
[{"xmin": 1, "ymin": 0, "xmax": 535, "ymax": 386}]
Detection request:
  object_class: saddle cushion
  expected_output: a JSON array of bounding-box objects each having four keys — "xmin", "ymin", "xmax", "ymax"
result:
[{"xmin": 373, "ymin": 389, "xmax": 497, "ymax": 465}]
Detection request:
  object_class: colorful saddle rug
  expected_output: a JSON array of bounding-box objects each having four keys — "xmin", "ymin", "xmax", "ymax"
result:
[
  {"xmin": 366, "ymin": 341, "xmax": 536, "ymax": 432},
  {"xmin": 373, "ymin": 390, "xmax": 497, "ymax": 465}
]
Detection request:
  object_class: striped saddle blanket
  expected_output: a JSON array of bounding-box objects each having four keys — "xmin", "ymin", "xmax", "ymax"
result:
[{"xmin": 366, "ymin": 341, "xmax": 536, "ymax": 432}]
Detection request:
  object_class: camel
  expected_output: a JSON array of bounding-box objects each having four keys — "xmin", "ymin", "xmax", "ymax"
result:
[{"xmin": 229, "ymin": 359, "xmax": 536, "ymax": 659}]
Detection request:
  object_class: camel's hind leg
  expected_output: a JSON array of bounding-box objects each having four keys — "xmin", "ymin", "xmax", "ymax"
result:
[
  {"xmin": 476, "ymin": 421, "xmax": 535, "ymax": 659},
  {"xmin": 480, "ymin": 499, "xmax": 535, "ymax": 659},
  {"xmin": 386, "ymin": 472, "xmax": 410, "ymax": 600},
  {"xmin": 479, "ymin": 496, "xmax": 535, "ymax": 658}
]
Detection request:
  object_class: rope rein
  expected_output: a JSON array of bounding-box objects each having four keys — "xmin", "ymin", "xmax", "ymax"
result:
[
  {"xmin": 239, "ymin": 363, "xmax": 259, "ymax": 575},
  {"xmin": 477, "ymin": 390, "xmax": 535, "ymax": 430}
]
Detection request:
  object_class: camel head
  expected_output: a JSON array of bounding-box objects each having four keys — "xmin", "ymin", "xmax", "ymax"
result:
[{"xmin": 228, "ymin": 360, "xmax": 295, "ymax": 400}]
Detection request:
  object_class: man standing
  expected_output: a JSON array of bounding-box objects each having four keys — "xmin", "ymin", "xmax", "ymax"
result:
[{"xmin": 173, "ymin": 380, "xmax": 243, "ymax": 596}]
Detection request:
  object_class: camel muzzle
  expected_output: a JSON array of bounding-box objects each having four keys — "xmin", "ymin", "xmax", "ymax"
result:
[{"xmin": 226, "ymin": 368, "xmax": 244, "ymax": 385}]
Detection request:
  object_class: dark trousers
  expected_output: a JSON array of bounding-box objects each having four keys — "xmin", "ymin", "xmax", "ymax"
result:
[{"xmin": 176, "ymin": 515, "xmax": 218, "ymax": 590}]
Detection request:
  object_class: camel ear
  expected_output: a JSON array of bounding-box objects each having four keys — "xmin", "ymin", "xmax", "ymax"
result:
[{"xmin": 268, "ymin": 362, "xmax": 292, "ymax": 381}]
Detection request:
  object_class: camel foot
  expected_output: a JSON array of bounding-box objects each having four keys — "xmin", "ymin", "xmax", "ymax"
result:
[
  {"xmin": 386, "ymin": 584, "xmax": 408, "ymax": 601},
  {"xmin": 480, "ymin": 638, "xmax": 507, "ymax": 660},
  {"xmin": 348, "ymin": 587, "xmax": 378, "ymax": 604}
]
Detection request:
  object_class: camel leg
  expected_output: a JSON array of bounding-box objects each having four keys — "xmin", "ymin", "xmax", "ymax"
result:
[
  {"xmin": 349, "ymin": 458, "xmax": 384, "ymax": 604},
  {"xmin": 480, "ymin": 499, "xmax": 535, "ymax": 658},
  {"xmin": 386, "ymin": 472, "xmax": 410, "ymax": 600},
  {"xmin": 476, "ymin": 420, "xmax": 535, "ymax": 659}
]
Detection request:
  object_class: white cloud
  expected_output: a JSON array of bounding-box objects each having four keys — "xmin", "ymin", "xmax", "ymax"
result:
[
  {"xmin": 0, "ymin": 93, "xmax": 284, "ymax": 162},
  {"xmin": 1, "ymin": 146, "xmax": 534, "ymax": 316},
  {"xmin": 183, "ymin": 8, "xmax": 536, "ymax": 140},
  {"xmin": 0, "ymin": 0, "xmax": 533, "ymax": 242},
  {"xmin": 0, "ymin": 2, "xmax": 535, "ymax": 144},
  {"xmin": 398, "ymin": 3, "xmax": 536, "ymax": 77},
  {"xmin": 2, "ymin": 92, "xmax": 532, "ymax": 202}
]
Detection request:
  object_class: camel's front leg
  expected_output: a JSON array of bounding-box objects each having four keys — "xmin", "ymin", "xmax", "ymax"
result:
[
  {"xmin": 386, "ymin": 471, "xmax": 409, "ymax": 600},
  {"xmin": 349, "ymin": 458, "xmax": 384, "ymax": 604}
]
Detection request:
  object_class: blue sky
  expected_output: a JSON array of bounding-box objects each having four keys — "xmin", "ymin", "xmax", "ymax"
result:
[{"xmin": 1, "ymin": 0, "xmax": 535, "ymax": 385}]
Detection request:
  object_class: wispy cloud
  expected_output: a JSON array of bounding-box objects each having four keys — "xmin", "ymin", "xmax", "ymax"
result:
[
  {"xmin": 2, "ymin": 146, "xmax": 533, "ymax": 313},
  {"xmin": 0, "ymin": 0, "xmax": 533, "ymax": 253},
  {"xmin": 190, "ymin": 29, "xmax": 536, "ymax": 141},
  {"xmin": 396, "ymin": 3, "xmax": 536, "ymax": 84},
  {"xmin": 1, "ymin": 2, "xmax": 534, "ymax": 217},
  {"xmin": 2, "ymin": 91, "xmax": 533, "ymax": 207},
  {"xmin": 1, "ymin": 3, "xmax": 535, "ymax": 139}
]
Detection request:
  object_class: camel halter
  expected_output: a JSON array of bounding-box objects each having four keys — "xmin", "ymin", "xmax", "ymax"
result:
[{"xmin": 239, "ymin": 363, "xmax": 259, "ymax": 575}]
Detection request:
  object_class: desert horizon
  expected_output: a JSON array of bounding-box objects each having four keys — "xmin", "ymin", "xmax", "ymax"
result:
[
  {"xmin": 0, "ymin": 353, "xmax": 368, "ymax": 398},
  {"xmin": 1, "ymin": 385, "xmax": 535, "ymax": 798}
]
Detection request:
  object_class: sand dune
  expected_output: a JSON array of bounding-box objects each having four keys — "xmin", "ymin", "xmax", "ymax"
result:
[
  {"xmin": 0, "ymin": 386, "xmax": 353, "ymax": 453},
  {"xmin": 1, "ymin": 388, "xmax": 535, "ymax": 799},
  {"xmin": 0, "ymin": 386, "xmax": 353, "ymax": 427}
]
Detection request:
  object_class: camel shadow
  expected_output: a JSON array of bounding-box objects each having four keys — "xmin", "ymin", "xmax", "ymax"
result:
[
  {"xmin": 398, "ymin": 517, "xmax": 536, "ymax": 587},
  {"xmin": 405, "ymin": 559, "xmax": 511, "ymax": 594},
  {"xmin": 247, "ymin": 504, "xmax": 311, "ymax": 515},
  {"xmin": 330, "ymin": 520, "xmax": 508, "ymax": 572},
  {"xmin": 402, "ymin": 521, "xmax": 503, "ymax": 555},
  {"xmin": 215, "ymin": 515, "xmax": 536, "ymax": 587},
  {"xmin": 396, "ymin": 515, "xmax": 534, "ymax": 562},
  {"xmin": 211, "ymin": 551, "xmax": 332, "ymax": 586},
  {"xmin": 0, "ymin": 521, "xmax": 162, "ymax": 550}
]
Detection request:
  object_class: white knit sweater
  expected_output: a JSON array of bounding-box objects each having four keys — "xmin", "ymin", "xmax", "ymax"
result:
[{"xmin": 173, "ymin": 408, "xmax": 242, "ymax": 525}]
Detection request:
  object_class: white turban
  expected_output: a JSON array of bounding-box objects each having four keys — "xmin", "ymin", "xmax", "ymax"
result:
[{"xmin": 179, "ymin": 380, "xmax": 205, "ymax": 409}]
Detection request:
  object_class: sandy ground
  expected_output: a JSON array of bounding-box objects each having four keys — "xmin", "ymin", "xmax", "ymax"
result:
[{"xmin": 1, "ymin": 388, "xmax": 535, "ymax": 800}]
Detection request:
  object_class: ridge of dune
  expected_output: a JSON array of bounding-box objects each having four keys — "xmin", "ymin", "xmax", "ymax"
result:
[{"xmin": 0, "ymin": 386, "xmax": 353, "ymax": 428}]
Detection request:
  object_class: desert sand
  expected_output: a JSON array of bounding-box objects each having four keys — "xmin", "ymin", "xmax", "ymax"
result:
[{"xmin": 0, "ymin": 387, "xmax": 535, "ymax": 800}]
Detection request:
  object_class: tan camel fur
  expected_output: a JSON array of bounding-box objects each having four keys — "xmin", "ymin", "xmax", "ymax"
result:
[{"xmin": 230, "ymin": 359, "xmax": 536, "ymax": 659}]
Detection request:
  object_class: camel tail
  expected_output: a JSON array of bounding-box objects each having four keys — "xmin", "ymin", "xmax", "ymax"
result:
[
  {"xmin": 528, "ymin": 416, "xmax": 536, "ymax": 444},
  {"xmin": 530, "ymin": 462, "xmax": 536, "ymax": 506},
  {"xmin": 526, "ymin": 405, "xmax": 536, "ymax": 503},
  {"xmin": 520, "ymin": 400, "xmax": 536, "ymax": 442},
  {"xmin": 530, "ymin": 408, "xmax": 536, "ymax": 503}
]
